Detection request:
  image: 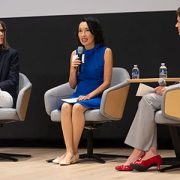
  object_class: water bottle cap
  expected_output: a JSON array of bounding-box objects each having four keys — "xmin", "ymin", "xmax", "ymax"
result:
[
  {"xmin": 134, "ymin": 65, "xmax": 138, "ymax": 67},
  {"xmin": 161, "ymin": 63, "xmax": 165, "ymax": 66}
]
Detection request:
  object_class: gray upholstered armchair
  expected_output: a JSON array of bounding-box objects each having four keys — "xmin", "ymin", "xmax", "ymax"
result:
[
  {"xmin": 155, "ymin": 83, "xmax": 180, "ymax": 172},
  {"xmin": 44, "ymin": 67, "xmax": 130, "ymax": 163},
  {"xmin": 0, "ymin": 73, "xmax": 32, "ymax": 161}
]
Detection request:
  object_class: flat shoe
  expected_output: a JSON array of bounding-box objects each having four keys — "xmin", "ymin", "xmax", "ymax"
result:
[
  {"xmin": 115, "ymin": 165, "xmax": 133, "ymax": 171},
  {"xmin": 52, "ymin": 154, "xmax": 66, "ymax": 164},
  {"xmin": 71, "ymin": 153, "xmax": 79, "ymax": 164},
  {"xmin": 60, "ymin": 153, "xmax": 79, "ymax": 166},
  {"xmin": 60, "ymin": 153, "xmax": 74, "ymax": 166}
]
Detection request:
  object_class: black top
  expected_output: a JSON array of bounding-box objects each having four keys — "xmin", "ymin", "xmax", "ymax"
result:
[{"xmin": 0, "ymin": 48, "xmax": 19, "ymax": 106}]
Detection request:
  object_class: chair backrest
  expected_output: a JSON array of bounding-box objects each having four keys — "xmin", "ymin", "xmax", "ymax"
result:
[
  {"xmin": 16, "ymin": 73, "xmax": 32, "ymax": 120},
  {"xmin": 100, "ymin": 67, "xmax": 130, "ymax": 120},
  {"xmin": 163, "ymin": 88, "xmax": 180, "ymax": 120},
  {"xmin": 155, "ymin": 85, "xmax": 180, "ymax": 125},
  {"xmin": 110, "ymin": 67, "xmax": 130, "ymax": 87}
]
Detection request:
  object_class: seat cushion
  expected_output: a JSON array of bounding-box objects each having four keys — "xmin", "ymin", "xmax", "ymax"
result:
[
  {"xmin": 155, "ymin": 110, "xmax": 180, "ymax": 125},
  {"xmin": 0, "ymin": 108, "xmax": 19, "ymax": 122},
  {"xmin": 51, "ymin": 109, "xmax": 110, "ymax": 123}
]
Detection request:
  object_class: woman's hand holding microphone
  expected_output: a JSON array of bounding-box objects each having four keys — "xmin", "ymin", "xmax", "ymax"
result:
[{"xmin": 72, "ymin": 56, "xmax": 82, "ymax": 71}]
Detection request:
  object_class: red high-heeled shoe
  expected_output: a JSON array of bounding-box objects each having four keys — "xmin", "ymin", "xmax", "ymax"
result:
[
  {"xmin": 115, "ymin": 164, "xmax": 133, "ymax": 171},
  {"xmin": 131, "ymin": 155, "xmax": 162, "ymax": 172},
  {"xmin": 115, "ymin": 153, "xmax": 145, "ymax": 171}
]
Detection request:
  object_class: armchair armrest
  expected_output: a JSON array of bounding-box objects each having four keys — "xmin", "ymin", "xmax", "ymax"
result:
[
  {"xmin": 162, "ymin": 84, "xmax": 180, "ymax": 121},
  {"xmin": 100, "ymin": 81, "xmax": 130, "ymax": 120},
  {"xmin": 44, "ymin": 82, "xmax": 74, "ymax": 115}
]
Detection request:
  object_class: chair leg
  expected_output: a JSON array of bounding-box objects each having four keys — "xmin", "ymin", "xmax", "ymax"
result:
[
  {"xmin": 160, "ymin": 127, "xmax": 180, "ymax": 172},
  {"xmin": 169, "ymin": 126, "xmax": 180, "ymax": 157},
  {"xmin": 79, "ymin": 128, "xmax": 105, "ymax": 163},
  {"xmin": 79, "ymin": 128, "xmax": 128, "ymax": 163},
  {"xmin": 160, "ymin": 157, "xmax": 180, "ymax": 172},
  {"xmin": 0, "ymin": 153, "xmax": 31, "ymax": 162},
  {"xmin": 160, "ymin": 164, "xmax": 180, "ymax": 172}
]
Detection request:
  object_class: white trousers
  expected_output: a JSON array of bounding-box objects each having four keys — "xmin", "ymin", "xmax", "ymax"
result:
[
  {"xmin": 125, "ymin": 93, "xmax": 162, "ymax": 151},
  {"xmin": 0, "ymin": 89, "xmax": 13, "ymax": 108}
]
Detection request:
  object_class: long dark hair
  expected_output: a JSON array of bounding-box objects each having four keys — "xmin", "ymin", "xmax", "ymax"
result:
[
  {"xmin": 0, "ymin": 20, "xmax": 10, "ymax": 50},
  {"xmin": 76, "ymin": 17, "xmax": 105, "ymax": 46}
]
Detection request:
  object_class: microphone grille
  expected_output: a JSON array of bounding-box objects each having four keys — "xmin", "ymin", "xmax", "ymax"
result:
[{"xmin": 78, "ymin": 46, "xmax": 84, "ymax": 55}]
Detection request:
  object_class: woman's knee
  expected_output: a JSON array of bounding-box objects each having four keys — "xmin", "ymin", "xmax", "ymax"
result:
[
  {"xmin": 142, "ymin": 93, "xmax": 155, "ymax": 103},
  {"xmin": 141, "ymin": 93, "xmax": 161, "ymax": 109},
  {"xmin": 0, "ymin": 90, "xmax": 13, "ymax": 108},
  {"xmin": 61, "ymin": 103, "xmax": 72, "ymax": 113},
  {"xmin": 72, "ymin": 103, "xmax": 86, "ymax": 113}
]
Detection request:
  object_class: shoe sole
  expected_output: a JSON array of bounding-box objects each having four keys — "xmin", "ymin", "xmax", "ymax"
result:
[{"xmin": 131, "ymin": 163, "xmax": 156, "ymax": 172}]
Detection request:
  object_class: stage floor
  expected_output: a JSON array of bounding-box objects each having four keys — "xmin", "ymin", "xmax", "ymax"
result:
[{"xmin": 0, "ymin": 147, "xmax": 179, "ymax": 180}]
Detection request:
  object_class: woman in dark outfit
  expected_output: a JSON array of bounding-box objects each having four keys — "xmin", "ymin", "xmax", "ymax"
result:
[{"xmin": 0, "ymin": 20, "xmax": 19, "ymax": 108}]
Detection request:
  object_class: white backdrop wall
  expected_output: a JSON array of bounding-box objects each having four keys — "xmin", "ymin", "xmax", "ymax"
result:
[{"xmin": 0, "ymin": 0, "xmax": 179, "ymax": 18}]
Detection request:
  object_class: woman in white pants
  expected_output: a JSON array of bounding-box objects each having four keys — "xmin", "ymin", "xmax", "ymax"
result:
[
  {"xmin": 116, "ymin": 92, "xmax": 163, "ymax": 172},
  {"xmin": 115, "ymin": 7, "xmax": 180, "ymax": 172}
]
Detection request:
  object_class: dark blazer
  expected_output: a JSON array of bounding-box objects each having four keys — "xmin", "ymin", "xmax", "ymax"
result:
[{"xmin": 0, "ymin": 48, "xmax": 19, "ymax": 105}]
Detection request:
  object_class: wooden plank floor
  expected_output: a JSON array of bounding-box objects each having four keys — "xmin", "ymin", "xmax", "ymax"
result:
[{"xmin": 0, "ymin": 147, "xmax": 179, "ymax": 180}]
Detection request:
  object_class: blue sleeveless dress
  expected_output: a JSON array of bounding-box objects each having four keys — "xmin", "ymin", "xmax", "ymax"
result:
[{"xmin": 69, "ymin": 44, "xmax": 106, "ymax": 109}]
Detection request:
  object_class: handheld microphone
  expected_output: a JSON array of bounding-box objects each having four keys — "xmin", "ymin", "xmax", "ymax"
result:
[
  {"xmin": 77, "ymin": 46, "xmax": 84, "ymax": 62},
  {"xmin": 158, "ymin": 78, "xmax": 166, "ymax": 86}
]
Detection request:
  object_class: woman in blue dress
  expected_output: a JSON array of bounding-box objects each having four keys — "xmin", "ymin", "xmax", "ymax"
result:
[{"xmin": 53, "ymin": 17, "xmax": 113, "ymax": 165}]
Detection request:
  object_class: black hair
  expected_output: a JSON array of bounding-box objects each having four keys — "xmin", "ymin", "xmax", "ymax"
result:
[{"xmin": 76, "ymin": 17, "xmax": 105, "ymax": 46}]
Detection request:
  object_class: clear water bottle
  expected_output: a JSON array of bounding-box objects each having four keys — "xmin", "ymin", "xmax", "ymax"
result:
[
  {"xmin": 132, "ymin": 65, "xmax": 140, "ymax": 79},
  {"xmin": 159, "ymin": 63, "xmax": 167, "ymax": 78}
]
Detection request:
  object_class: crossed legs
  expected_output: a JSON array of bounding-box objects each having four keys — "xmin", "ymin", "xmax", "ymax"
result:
[{"xmin": 116, "ymin": 93, "xmax": 162, "ymax": 171}]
